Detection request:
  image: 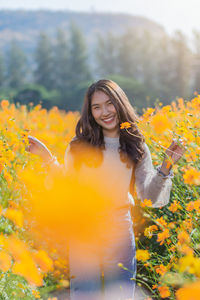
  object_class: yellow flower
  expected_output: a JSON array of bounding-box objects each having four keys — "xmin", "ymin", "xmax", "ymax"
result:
[
  {"xmin": 3, "ymin": 208, "xmax": 24, "ymax": 228},
  {"xmin": 136, "ymin": 249, "xmax": 150, "ymax": 261},
  {"xmin": 183, "ymin": 167, "xmax": 200, "ymax": 185},
  {"xmin": 144, "ymin": 225, "xmax": 158, "ymax": 239},
  {"xmin": 32, "ymin": 290, "xmax": 41, "ymax": 298},
  {"xmin": 151, "ymin": 113, "xmax": 172, "ymax": 134},
  {"xmin": 32, "ymin": 250, "xmax": 53, "ymax": 273}
]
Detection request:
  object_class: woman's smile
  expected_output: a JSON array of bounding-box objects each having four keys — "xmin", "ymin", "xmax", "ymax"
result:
[{"xmin": 91, "ymin": 90, "xmax": 119, "ymax": 137}]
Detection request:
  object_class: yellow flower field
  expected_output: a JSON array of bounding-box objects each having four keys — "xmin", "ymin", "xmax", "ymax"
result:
[{"xmin": 0, "ymin": 96, "xmax": 199, "ymax": 299}]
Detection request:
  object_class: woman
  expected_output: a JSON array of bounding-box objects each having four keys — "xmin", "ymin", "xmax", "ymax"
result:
[{"xmin": 27, "ymin": 79, "xmax": 185, "ymax": 300}]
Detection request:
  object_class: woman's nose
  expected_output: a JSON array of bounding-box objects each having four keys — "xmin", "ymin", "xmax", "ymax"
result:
[{"xmin": 101, "ymin": 105, "xmax": 109, "ymax": 116}]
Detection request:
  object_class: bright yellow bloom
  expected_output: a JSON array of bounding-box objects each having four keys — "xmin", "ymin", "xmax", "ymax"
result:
[
  {"xmin": 144, "ymin": 225, "xmax": 158, "ymax": 239},
  {"xmin": 32, "ymin": 290, "xmax": 41, "ymax": 298},
  {"xmin": 136, "ymin": 249, "xmax": 150, "ymax": 261},
  {"xmin": 151, "ymin": 113, "xmax": 172, "ymax": 134},
  {"xmin": 12, "ymin": 257, "xmax": 43, "ymax": 287},
  {"xmin": 183, "ymin": 167, "xmax": 200, "ymax": 185},
  {"xmin": 178, "ymin": 254, "xmax": 200, "ymax": 276},
  {"xmin": 4, "ymin": 208, "xmax": 24, "ymax": 228},
  {"xmin": 32, "ymin": 250, "xmax": 53, "ymax": 273}
]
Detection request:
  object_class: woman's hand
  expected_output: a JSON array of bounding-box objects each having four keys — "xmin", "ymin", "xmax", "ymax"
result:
[
  {"xmin": 26, "ymin": 136, "xmax": 53, "ymax": 162},
  {"xmin": 160, "ymin": 139, "xmax": 187, "ymax": 175}
]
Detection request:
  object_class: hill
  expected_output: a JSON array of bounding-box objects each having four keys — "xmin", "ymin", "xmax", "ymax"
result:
[{"xmin": 0, "ymin": 10, "xmax": 165, "ymax": 54}]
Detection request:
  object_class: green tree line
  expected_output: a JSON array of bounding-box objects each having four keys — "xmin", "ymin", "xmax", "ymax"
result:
[{"xmin": 0, "ymin": 22, "xmax": 200, "ymax": 113}]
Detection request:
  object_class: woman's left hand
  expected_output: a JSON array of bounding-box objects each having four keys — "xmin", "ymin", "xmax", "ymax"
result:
[
  {"xmin": 164, "ymin": 139, "xmax": 187, "ymax": 169},
  {"xmin": 160, "ymin": 139, "xmax": 186, "ymax": 175},
  {"xmin": 164, "ymin": 139, "xmax": 187, "ymax": 166}
]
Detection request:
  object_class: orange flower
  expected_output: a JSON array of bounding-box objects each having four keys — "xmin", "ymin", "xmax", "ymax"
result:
[
  {"xmin": 177, "ymin": 231, "xmax": 190, "ymax": 245},
  {"xmin": 156, "ymin": 216, "xmax": 167, "ymax": 228},
  {"xmin": 32, "ymin": 250, "xmax": 53, "ymax": 273},
  {"xmin": 155, "ymin": 264, "xmax": 167, "ymax": 276},
  {"xmin": 186, "ymin": 201, "xmax": 195, "ymax": 211},
  {"xmin": 158, "ymin": 285, "xmax": 170, "ymax": 298},
  {"xmin": 176, "ymin": 280, "xmax": 200, "ymax": 300},
  {"xmin": 120, "ymin": 122, "xmax": 131, "ymax": 129},
  {"xmin": 1, "ymin": 100, "xmax": 9, "ymax": 110},
  {"xmin": 3, "ymin": 208, "xmax": 24, "ymax": 228},
  {"xmin": 0, "ymin": 250, "xmax": 12, "ymax": 272},
  {"xmin": 152, "ymin": 284, "xmax": 157, "ymax": 289},
  {"xmin": 12, "ymin": 257, "xmax": 43, "ymax": 287},
  {"xmin": 32, "ymin": 290, "xmax": 41, "ymax": 298},
  {"xmin": 183, "ymin": 167, "xmax": 200, "ymax": 185},
  {"xmin": 141, "ymin": 199, "xmax": 152, "ymax": 208},
  {"xmin": 168, "ymin": 200, "xmax": 181, "ymax": 213},
  {"xmin": 151, "ymin": 114, "xmax": 172, "ymax": 134},
  {"xmin": 157, "ymin": 229, "xmax": 170, "ymax": 245}
]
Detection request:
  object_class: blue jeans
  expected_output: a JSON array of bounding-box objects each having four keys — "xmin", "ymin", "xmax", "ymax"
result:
[{"xmin": 69, "ymin": 210, "xmax": 136, "ymax": 300}]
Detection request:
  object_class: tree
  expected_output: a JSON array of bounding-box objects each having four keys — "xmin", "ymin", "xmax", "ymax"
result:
[
  {"xmin": 154, "ymin": 33, "xmax": 177, "ymax": 102},
  {"xmin": 53, "ymin": 28, "xmax": 70, "ymax": 92},
  {"xmin": 95, "ymin": 32, "xmax": 119, "ymax": 77},
  {"xmin": 171, "ymin": 31, "xmax": 192, "ymax": 98},
  {"xmin": 7, "ymin": 40, "xmax": 27, "ymax": 89},
  {"xmin": 13, "ymin": 84, "xmax": 59, "ymax": 109},
  {"xmin": 67, "ymin": 23, "xmax": 91, "ymax": 86},
  {"xmin": 0, "ymin": 52, "xmax": 5, "ymax": 88},
  {"xmin": 117, "ymin": 29, "xmax": 140, "ymax": 78},
  {"xmin": 34, "ymin": 32, "xmax": 54, "ymax": 90},
  {"xmin": 192, "ymin": 30, "xmax": 200, "ymax": 94}
]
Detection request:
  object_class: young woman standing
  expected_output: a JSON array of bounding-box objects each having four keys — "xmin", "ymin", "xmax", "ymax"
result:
[{"xmin": 27, "ymin": 79, "xmax": 185, "ymax": 300}]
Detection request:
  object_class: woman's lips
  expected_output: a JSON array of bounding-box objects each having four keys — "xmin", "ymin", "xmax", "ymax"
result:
[{"xmin": 102, "ymin": 116, "xmax": 115, "ymax": 124}]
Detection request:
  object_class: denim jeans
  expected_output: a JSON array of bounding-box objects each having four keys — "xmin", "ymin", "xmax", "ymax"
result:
[{"xmin": 69, "ymin": 209, "xmax": 136, "ymax": 300}]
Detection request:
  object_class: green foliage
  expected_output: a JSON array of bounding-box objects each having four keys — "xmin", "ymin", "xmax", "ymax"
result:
[
  {"xmin": 6, "ymin": 41, "xmax": 28, "ymax": 89},
  {"xmin": 67, "ymin": 22, "xmax": 91, "ymax": 86},
  {"xmin": 34, "ymin": 33, "xmax": 54, "ymax": 90},
  {"xmin": 13, "ymin": 84, "xmax": 59, "ymax": 109}
]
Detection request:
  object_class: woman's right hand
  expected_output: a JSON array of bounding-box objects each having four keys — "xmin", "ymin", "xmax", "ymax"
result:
[{"xmin": 26, "ymin": 136, "xmax": 53, "ymax": 162}]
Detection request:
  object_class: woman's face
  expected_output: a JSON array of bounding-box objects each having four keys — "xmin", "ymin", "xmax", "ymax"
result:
[{"xmin": 91, "ymin": 90, "xmax": 119, "ymax": 137}]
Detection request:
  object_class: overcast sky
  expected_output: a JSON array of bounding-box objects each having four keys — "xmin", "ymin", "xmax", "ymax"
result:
[{"xmin": 0, "ymin": 0, "xmax": 199, "ymax": 36}]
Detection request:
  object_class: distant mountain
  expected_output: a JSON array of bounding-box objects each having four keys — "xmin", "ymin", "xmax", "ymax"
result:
[{"xmin": 0, "ymin": 10, "xmax": 165, "ymax": 54}]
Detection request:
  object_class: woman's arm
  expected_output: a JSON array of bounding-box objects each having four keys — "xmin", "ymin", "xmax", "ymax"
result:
[
  {"xmin": 134, "ymin": 143, "xmax": 174, "ymax": 208},
  {"xmin": 27, "ymin": 136, "xmax": 62, "ymax": 172}
]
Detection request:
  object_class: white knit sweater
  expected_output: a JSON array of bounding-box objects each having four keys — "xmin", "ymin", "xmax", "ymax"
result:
[{"xmin": 64, "ymin": 136, "xmax": 173, "ymax": 209}]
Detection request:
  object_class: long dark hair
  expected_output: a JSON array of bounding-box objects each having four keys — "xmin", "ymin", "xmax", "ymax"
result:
[{"xmin": 69, "ymin": 79, "xmax": 145, "ymax": 170}]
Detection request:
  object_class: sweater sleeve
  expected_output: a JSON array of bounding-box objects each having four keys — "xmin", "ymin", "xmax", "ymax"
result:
[{"xmin": 134, "ymin": 143, "xmax": 173, "ymax": 208}]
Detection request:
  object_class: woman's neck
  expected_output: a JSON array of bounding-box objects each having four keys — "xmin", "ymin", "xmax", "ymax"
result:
[{"xmin": 103, "ymin": 129, "xmax": 120, "ymax": 138}]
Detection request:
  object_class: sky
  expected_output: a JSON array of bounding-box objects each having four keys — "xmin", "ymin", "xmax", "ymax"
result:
[{"xmin": 0, "ymin": 0, "xmax": 199, "ymax": 36}]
